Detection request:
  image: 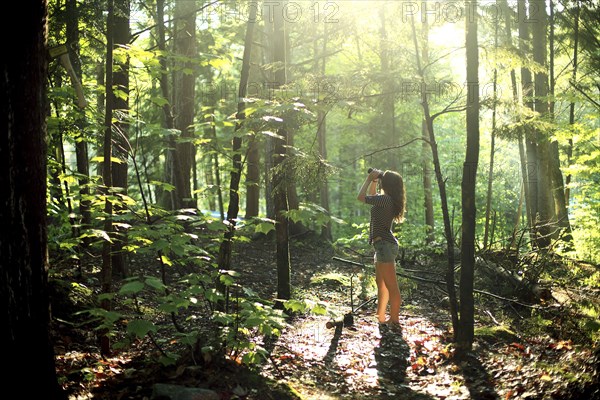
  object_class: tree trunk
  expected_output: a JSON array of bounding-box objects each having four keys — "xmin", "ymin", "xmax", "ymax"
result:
[
  {"xmin": 518, "ymin": 0, "xmax": 538, "ymax": 244},
  {"xmin": 66, "ymin": 0, "xmax": 91, "ymax": 235},
  {"xmin": 530, "ymin": 0, "xmax": 554, "ymax": 248},
  {"xmin": 245, "ymin": 138, "xmax": 260, "ymax": 218},
  {"xmin": 502, "ymin": 0, "xmax": 533, "ymax": 243},
  {"xmin": 410, "ymin": 16, "xmax": 459, "ymax": 339},
  {"xmin": 457, "ymin": 0, "xmax": 480, "ymax": 352},
  {"xmin": 100, "ymin": 0, "xmax": 116, "ymax": 356},
  {"xmin": 174, "ymin": 0, "xmax": 196, "ymax": 209},
  {"xmin": 420, "ymin": 18, "xmax": 435, "ymax": 244},
  {"xmin": 566, "ymin": 1, "xmax": 580, "ymax": 207},
  {"xmin": 262, "ymin": 24, "xmax": 275, "ymax": 220},
  {"xmin": 548, "ymin": 0, "xmax": 573, "ymax": 243},
  {"xmin": 216, "ymin": 2, "xmax": 257, "ymax": 300},
  {"xmin": 0, "ymin": 2, "xmax": 65, "ymax": 396},
  {"xmin": 317, "ymin": 25, "xmax": 332, "ymax": 241},
  {"xmin": 155, "ymin": 0, "xmax": 178, "ymax": 210},
  {"xmin": 273, "ymin": 1, "xmax": 291, "ymax": 301},
  {"xmin": 483, "ymin": 21, "xmax": 499, "ymax": 250},
  {"xmin": 111, "ymin": 0, "xmax": 130, "ymax": 278},
  {"xmin": 286, "ymin": 131, "xmax": 305, "ymax": 236}
]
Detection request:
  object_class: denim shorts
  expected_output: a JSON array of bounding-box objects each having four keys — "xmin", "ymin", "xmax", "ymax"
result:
[{"xmin": 373, "ymin": 240, "xmax": 399, "ymax": 263}]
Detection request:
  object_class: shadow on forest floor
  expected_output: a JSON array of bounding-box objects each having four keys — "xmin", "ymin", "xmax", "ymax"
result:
[{"xmin": 53, "ymin": 236, "xmax": 600, "ymax": 400}]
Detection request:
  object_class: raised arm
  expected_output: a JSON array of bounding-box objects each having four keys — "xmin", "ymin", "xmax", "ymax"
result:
[{"xmin": 357, "ymin": 170, "xmax": 381, "ymax": 203}]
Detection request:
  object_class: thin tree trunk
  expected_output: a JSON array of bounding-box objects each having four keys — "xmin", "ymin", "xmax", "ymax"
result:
[
  {"xmin": 263, "ymin": 21, "xmax": 275, "ymax": 220},
  {"xmin": 111, "ymin": 0, "xmax": 130, "ymax": 279},
  {"xmin": 216, "ymin": 2, "xmax": 257, "ymax": 299},
  {"xmin": 100, "ymin": 0, "xmax": 116, "ymax": 357},
  {"xmin": 211, "ymin": 114, "xmax": 225, "ymax": 219},
  {"xmin": 421, "ymin": 18, "xmax": 435, "ymax": 244},
  {"xmin": 317, "ymin": 24, "xmax": 332, "ymax": 241},
  {"xmin": 287, "ymin": 131, "xmax": 305, "ymax": 236},
  {"xmin": 548, "ymin": 0, "xmax": 573, "ymax": 243},
  {"xmin": 518, "ymin": 0, "xmax": 538, "ymax": 245},
  {"xmin": 66, "ymin": 0, "xmax": 91, "ymax": 235},
  {"xmin": 566, "ymin": 1, "xmax": 580, "ymax": 207},
  {"xmin": 457, "ymin": 0, "xmax": 480, "ymax": 352},
  {"xmin": 156, "ymin": 0, "xmax": 180, "ymax": 210},
  {"xmin": 410, "ymin": 16, "xmax": 459, "ymax": 339},
  {"xmin": 484, "ymin": 21, "xmax": 498, "ymax": 250},
  {"xmin": 273, "ymin": 1, "xmax": 291, "ymax": 301},
  {"xmin": 502, "ymin": 0, "xmax": 532, "ymax": 243},
  {"xmin": 245, "ymin": 139, "xmax": 260, "ymax": 218}
]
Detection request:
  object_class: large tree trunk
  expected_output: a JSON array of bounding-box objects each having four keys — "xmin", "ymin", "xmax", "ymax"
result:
[
  {"xmin": 530, "ymin": 0, "xmax": 554, "ymax": 248},
  {"xmin": 174, "ymin": 0, "xmax": 196, "ymax": 209},
  {"xmin": 0, "ymin": 1, "xmax": 64, "ymax": 397},
  {"xmin": 457, "ymin": 0, "xmax": 480, "ymax": 353}
]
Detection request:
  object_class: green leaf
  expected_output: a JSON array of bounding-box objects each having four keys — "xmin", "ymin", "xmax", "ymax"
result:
[
  {"xmin": 255, "ymin": 221, "xmax": 275, "ymax": 235},
  {"xmin": 119, "ymin": 281, "xmax": 145, "ymax": 295},
  {"xmin": 127, "ymin": 319, "xmax": 157, "ymax": 339},
  {"xmin": 283, "ymin": 299, "xmax": 306, "ymax": 313},
  {"xmin": 145, "ymin": 276, "xmax": 166, "ymax": 292},
  {"xmin": 220, "ymin": 274, "xmax": 235, "ymax": 287},
  {"xmin": 151, "ymin": 96, "xmax": 170, "ymax": 107}
]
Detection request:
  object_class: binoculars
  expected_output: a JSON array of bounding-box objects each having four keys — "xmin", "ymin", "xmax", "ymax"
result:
[{"xmin": 368, "ymin": 168, "xmax": 383, "ymax": 179}]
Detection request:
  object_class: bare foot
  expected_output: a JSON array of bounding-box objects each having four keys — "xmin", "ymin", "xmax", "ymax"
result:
[{"xmin": 379, "ymin": 319, "xmax": 401, "ymax": 331}]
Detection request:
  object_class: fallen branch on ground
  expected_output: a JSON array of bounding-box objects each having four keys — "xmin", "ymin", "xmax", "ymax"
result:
[{"xmin": 332, "ymin": 256, "xmax": 541, "ymax": 309}]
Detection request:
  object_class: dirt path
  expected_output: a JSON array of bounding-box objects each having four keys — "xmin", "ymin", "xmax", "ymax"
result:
[{"xmin": 237, "ymin": 239, "xmax": 597, "ymax": 400}]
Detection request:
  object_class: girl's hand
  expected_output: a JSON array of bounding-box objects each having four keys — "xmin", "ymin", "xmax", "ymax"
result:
[{"xmin": 369, "ymin": 169, "xmax": 382, "ymax": 181}]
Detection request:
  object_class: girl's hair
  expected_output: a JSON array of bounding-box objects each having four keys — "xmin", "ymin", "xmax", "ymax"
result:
[{"xmin": 381, "ymin": 170, "xmax": 406, "ymax": 223}]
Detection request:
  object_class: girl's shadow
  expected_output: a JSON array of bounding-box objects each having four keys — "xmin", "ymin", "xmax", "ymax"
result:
[
  {"xmin": 375, "ymin": 324, "xmax": 410, "ymax": 383},
  {"xmin": 375, "ymin": 324, "xmax": 435, "ymax": 399}
]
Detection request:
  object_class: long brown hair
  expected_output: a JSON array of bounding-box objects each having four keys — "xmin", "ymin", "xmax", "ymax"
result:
[{"xmin": 381, "ymin": 170, "xmax": 406, "ymax": 223}]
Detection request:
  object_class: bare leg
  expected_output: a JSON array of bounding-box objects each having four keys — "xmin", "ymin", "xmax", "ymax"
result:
[
  {"xmin": 375, "ymin": 262, "xmax": 389, "ymax": 323},
  {"xmin": 376, "ymin": 262, "xmax": 401, "ymax": 323}
]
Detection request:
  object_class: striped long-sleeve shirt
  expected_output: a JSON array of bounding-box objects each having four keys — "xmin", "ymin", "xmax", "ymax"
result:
[{"xmin": 365, "ymin": 194, "xmax": 397, "ymax": 245}]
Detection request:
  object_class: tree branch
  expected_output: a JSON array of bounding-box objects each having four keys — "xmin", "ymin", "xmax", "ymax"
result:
[
  {"xmin": 332, "ymin": 257, "xmax": 541, "ymax": 309},
  {"xmin": 352, "ymin": 137, "xmax": 430, "ymax": 163},
  {"xmin": 570, "ymin": 80, "xmax": 600, "ymax": 110}
]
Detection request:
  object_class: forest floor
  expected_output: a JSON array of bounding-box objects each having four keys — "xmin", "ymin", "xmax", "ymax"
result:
[{"xmin": 53, "ymin": 234, "xmax": 599, "ymax": 400}]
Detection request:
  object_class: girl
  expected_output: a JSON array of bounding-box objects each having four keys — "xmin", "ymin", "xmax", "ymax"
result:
[{"xmin": 357, "ymin": 168, "xmax": 406, "ymax": 326}]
